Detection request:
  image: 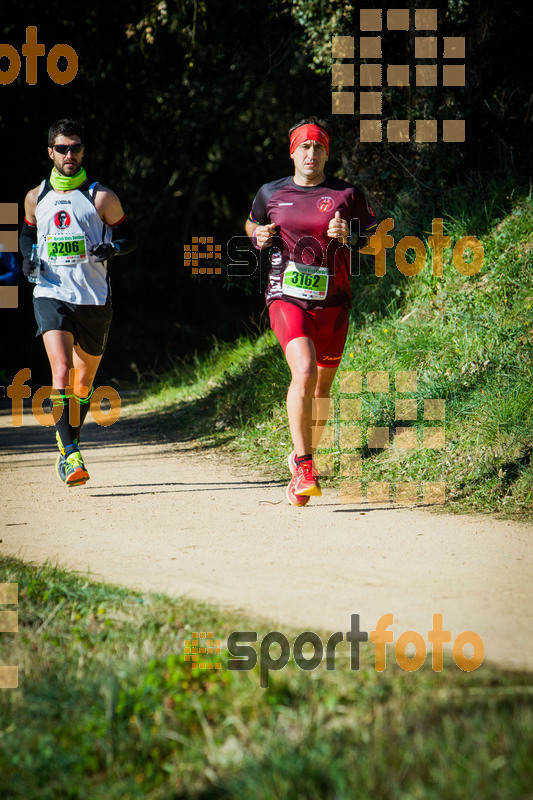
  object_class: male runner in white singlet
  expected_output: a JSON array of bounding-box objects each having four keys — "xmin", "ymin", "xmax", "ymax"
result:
[{"xmin": 20, "ymin": 119, "xmax": 137, "ymax": 486}]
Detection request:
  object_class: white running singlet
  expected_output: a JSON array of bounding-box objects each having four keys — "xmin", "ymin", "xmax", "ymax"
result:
[{"xmin": 33, "ymin": 180, "xmax": 112, "ymax": 305}]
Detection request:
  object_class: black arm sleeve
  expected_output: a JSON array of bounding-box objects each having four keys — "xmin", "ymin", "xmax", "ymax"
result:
[
  {"xmin": 110, "ymin": 216, "xmax": 137, "ymax": 256},
  {"xmin": 19, "ymin": 220, "xmax": 37, "ymax": 260}
]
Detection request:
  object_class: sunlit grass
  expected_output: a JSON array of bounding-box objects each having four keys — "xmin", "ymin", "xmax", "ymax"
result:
[
  {"xmin": 1, "ymin": 557, "xmax": 532, "ymax": 799},
  {"xmin": 131, "ymin": 189, "xmax": 533, "ymax": 517}
]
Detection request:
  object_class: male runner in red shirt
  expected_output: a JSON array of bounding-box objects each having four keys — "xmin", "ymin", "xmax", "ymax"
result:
[{"xmin": 245, "ymin": 117, "xmax": 376, "ymax": 506}]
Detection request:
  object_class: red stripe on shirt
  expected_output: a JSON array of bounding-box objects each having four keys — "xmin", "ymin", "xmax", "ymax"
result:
[{"xmin": 109, "ymin": 214, "xmax": 126, "ymax": 228}]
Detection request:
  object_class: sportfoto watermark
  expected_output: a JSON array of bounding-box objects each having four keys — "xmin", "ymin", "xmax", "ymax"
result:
[
  {"xmin": 185, "ymin": 614, "xmax": 484, "ymax": 687},
  {"xmin": 186, "ymin": 218, "xmax": 483, "ymax": 279},
  {"xmin": 0, "ymin": 583, "xmax": 18, "ymax": 690},
  {"xmin": 364, "ymin": 218, "xmax": 482, "ymax": 277},
  {"xmin": 4, "ymin": 368, "xmax": 121, "ymax": 427},
  {"xmin": 184, "ymin": 631, "xmax": 223, "ymax": 670},
  {"xmin": 332, "ymin": 8, "xmax": 466, "ymax": 143},
  {"xmin": 315, "ymin": 369, "xmax": 446, "ymax": 505},
  {"xmin": 0, "ymin": 27, "xmax": 78, "ymax": 85}
]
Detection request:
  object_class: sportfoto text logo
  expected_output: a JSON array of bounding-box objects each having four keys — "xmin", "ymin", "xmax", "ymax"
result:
[
  {"xmin": 332, "ymin": 7, "xmax": 466, "ymax": 143},
  {"xmin": 3, "ymin": 368, "xmax": 121, "ymax": 428},
  {"xmin": 0, "ymin": 26, "xmax": 78, "ymax": 85},
  {"xmin": 185, "ymin": 218, "xmax": 483, "ymax": 279},
  {"xmin": 185, "ymin": 614, "xmax": 484, "ymax": 688}
]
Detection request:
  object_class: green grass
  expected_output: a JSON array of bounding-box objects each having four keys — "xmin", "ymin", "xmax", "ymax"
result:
[
  {"xmin": 130, "ymin": 184, "xmax": 533, "ymax": 518},
  {"xmin": 1, "ymin": 556, "xmax": 532, "ymax": 799},
  {"xmin": 4, "ymin": 179, "xmax": 531, "ymax": 797}
]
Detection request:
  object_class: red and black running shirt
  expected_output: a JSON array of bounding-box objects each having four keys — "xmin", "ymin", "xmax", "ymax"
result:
[{"xmin": 249, "ymin": 175, "xmax": 377, "ymax": 309}]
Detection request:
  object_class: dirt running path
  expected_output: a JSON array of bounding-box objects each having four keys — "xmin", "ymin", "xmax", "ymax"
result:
[{"xmin": 1, "ymin": 405, "xmax": 532, "ymax": 671}]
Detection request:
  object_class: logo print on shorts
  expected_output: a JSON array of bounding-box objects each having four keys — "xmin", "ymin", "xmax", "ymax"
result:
[
  {"xmin": 54, "ymin": 211, "xmax": 71, "ymax": 229},
  {"xmin": 318, "ymin": 196, "xmax": 334, "ymax": 213}
]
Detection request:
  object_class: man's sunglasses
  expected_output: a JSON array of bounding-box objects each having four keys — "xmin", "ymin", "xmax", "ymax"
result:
[{"xmin": 53, "ymin": 144, "xmax": 84, "ymax": 154}]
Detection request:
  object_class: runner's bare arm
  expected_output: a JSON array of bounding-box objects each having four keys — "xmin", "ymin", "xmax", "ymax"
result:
[
  {"xmin": 94, "ymin": 186, "xmax": 126, "ymax": 226},
  {"xmin": 23, "ymin": 187, "xmax": 40, "ymax": 225},
  {"xmin": 244, "ymin": 218, "xmax": 258, "ymax": 237},
  {"xmin": 20, "ymin": 187, "xmax": 41, "ymax": 260},
  {"xmin": 91, "ymin": 186, "xmax": 137, "ymax": 259}
]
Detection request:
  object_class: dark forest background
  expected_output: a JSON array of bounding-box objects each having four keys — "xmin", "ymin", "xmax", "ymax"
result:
[{"xmin": 1, "ymin": 0, "xmax": 531, "ymax": 389}]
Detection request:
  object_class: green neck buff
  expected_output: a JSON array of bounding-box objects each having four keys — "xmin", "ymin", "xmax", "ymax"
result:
[{"xmin": 50, "ymin": 166, "xmax": 87, "ymax": 191}]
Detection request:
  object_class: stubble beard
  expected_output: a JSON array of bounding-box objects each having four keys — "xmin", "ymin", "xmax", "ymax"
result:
[{"xmin": 55, "ymin": 160, "xmax": 82, "ymax": 177}]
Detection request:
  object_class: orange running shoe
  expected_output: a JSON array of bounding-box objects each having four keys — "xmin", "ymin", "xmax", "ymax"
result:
[
  {"xmin": 288, "ymin": 449, "xmax": 297, "ymax": 475},
  {"xmin": 295, "ymin": 460, "xmax": 322, "ymax": 496},
  {"xmin": 289, "ymin": 460, "xmax": 322, "ymax": 499},
  {"xmin": 286, "ymin": 473, "xmax": 311, "ymax": 507}
]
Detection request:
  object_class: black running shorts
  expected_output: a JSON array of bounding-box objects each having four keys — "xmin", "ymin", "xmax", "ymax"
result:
[{"xmin": 33, "ymin": 296, "xmax": 113, "ymax": 356}]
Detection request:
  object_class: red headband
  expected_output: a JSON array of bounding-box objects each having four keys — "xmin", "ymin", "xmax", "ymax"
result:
[{"xmin": 289, "ymin": 124, "xmax": 329, "ymax": 156}]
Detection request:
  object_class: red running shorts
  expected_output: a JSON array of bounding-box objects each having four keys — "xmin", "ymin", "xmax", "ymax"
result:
[{"xmin": 268, "ymin": 300, "xmax": 350, "ymax": 369}]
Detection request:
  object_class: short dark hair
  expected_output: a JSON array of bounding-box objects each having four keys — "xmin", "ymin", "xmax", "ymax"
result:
[
  {"xmin": 288, "ymin": 116, "xmax": 330, "ymax": 138},
  {"xmin": 48, "ymin": 119, "xmax": 84, "ymax": 147}
]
